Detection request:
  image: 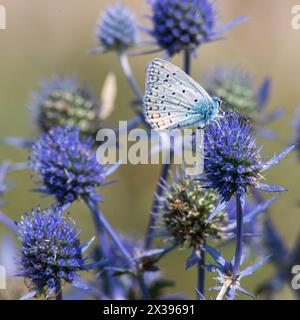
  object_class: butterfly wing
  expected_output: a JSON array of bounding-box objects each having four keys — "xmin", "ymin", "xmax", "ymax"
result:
[{"xmin": 144, "ymin": 58, "xmax": 215, "ymax": 130}]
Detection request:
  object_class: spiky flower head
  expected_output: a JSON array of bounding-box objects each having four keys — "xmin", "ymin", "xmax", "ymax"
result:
[
  {"xmin": 205, "ymin": 67, "xmax": 259, "ymax": 117},
  {"xmin": 96, "ymin": 3, "xmax": 138, "ymax": 52},
  {"xmin": 16, "ymin": 206, "xmax": 86, "ymax": 297},
  {"xmin": 30, "ymin": 76, "xmax": 101, "ymax": 137},
  {"xmin": 147, "ymin": 0, "xmax": 245, "ymax": 56},
  {"xmin": 203, "ymin": 112, "xmax": 293, "ymax": 204},
  {"xmin": 30, "ymin": 126, "xmax": 118, "ymax": 204},
  {"xmin": 160, "ymin": 173, "xmax": 226, "ymax": 251}
]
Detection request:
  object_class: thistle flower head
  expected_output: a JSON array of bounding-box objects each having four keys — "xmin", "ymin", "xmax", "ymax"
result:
[
  {"xmin": 96, "ymin": 3, "xmax": 138, "ymax": 52},
  {"xmin": 159, "ymin": 173, "xmax": 226, "ymax": 251},
  {"xmin": 147, "ymin": 0, "xmax": 245, "ymax": 56},
  {"xmin": 205, "ymin": 67, "xmax": 259, "ymax": 117},
  {"xmin": 16, "ymin": 206, "xmax": 86, "ymax": 297},
  {"xmin": 203, "ymin": 112, "xmax": 293, "ymax": 205},
  {"xmin": 30, "ymin": 76, "xmax": 100, "ymax": 136},
  {"xmin": 30, "ymin": 126, "xmax": 117, "ymax": 204}
]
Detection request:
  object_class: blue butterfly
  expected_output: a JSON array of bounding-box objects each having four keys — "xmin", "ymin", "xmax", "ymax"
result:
[{"xmin": 144, "ymin": 58, "xmax": 222, "ymax": 130}]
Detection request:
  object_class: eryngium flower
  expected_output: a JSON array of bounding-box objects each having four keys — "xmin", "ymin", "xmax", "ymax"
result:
[
  {"xmin": 30, "ymin": 126, "xmax": 117, "ymax": 204},
  {"xmin": 160, "ymin": 174, "xmax": 226, "ymax": 251},
  {"xmin": 17, "ymin": 206, "xmax": 85, "ymax": 297},
  {"xmin": 203, "ymin": 112, "xmax": 294, "ymax": 204},
  {"xmin": 205, "ymin": 67, "xmax": 259, "ymax": 117},
  {"xmin": 96, "ymin": 3, "xmax": 138, "ymax": 52},
  {"xmin": 147, "ymin": 0, "xmax": 245, "ymax": 56},
  {"xmin": 30, "ymin": 76, "xmax": 100, "ymax": 136}
]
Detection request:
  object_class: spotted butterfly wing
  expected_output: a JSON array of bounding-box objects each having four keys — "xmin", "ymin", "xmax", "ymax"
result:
[{"xmin": 144, "ymin": 58, "xmax": 217, "ymax": 130}]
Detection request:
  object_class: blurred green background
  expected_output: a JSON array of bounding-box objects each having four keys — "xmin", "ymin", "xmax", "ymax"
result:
[{"xmin": 1, "ymin": 0, "xmax": 300, "ymax": 299}]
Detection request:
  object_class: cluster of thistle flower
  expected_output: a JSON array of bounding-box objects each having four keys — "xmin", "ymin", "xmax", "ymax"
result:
[{"xmin": 0, "ymin": 0, "xmax": 299, "ymax": 300}]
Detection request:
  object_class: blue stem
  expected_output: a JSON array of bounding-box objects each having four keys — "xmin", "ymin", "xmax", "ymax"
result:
[
  {"xmin": 0, "ymin": 210, "xmax": 17, "ymax": 232},
  {"xmin": 85, "ymin": 197, "xmax": 123, "ymax": 299},
  {"xmin": 85, "ymin": 197, "xmax": 151, "ymax": 299},
  {"xmin": 184, "ymin": 48, "xmax": 191, "ymax": 75},
  {"xmin": 55, "ymin": 281, "xmax": 62, "ymax": 300},
  {"xmin": 119, "ymin": 50, "xmax": 143, "ymax": 104},
  {"xmin": 197, "ymin": 248, "xmax": 206, "ymax": 297},
  {"xmin": 232, "ymin": 194, "xmax": 244, "ymax": 278},
  {"xmin": 184, "ymin": 48, "xmax": 207, "ymax": 299},
  {"xmin": 145, "ymin": 158, "xmax": 172, "ymax": 249},
  {"xmin": 127, "ymin": 114, "xmax": 143, "ymax": 131}
]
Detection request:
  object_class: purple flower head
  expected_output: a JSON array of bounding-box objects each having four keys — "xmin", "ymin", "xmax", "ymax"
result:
[
  {"xmin": 16, "ymin": 206, "xmax": 93, "ymax": 297},
  {"xmin": 96, "ymin": 3, "xmax": 138, "ymax": 52},
  {"xmin": 147, "ymin": 0, "xmax": 246, "ymax": 56},
  {"xmin": 30, "ymin": 126, "xmax": 118, "ymax": 205},
  {"xmin": 203, "ymin": 112, "xmax": 294, "ymax": 212},
  {"xmin": 29, "ymin": 76, "xmax": 101, "ymax": 137}
]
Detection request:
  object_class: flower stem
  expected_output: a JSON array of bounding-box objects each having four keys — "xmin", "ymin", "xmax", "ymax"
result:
[
  {"xmin": 184, "ymin": 48, "xmax": 191, "ymax": 75},
  {"xmin": 119, "ymin": 50, "xmax": 143, "ymax": 103},
  {"xmin": 119, "ymin": 50, "xmax": 150, "ymax": 129},
  {"xmin": 85, "ymin": 197, "xmax": 131, "ymax": 258},
  {"xmin": 137, "ymin": 276, "xmax": 151, "ymax": 300},
  {"xmin": 216, "ymin": 280, "xmax": 231, "ymax": 300},
  {"xmin": 85, "ymin": 197, "xmax": 123, "ymax": 299},
  {"xmin": 232, "ymin": 194, "xmax": 244, "ymax": 278},
  {"xmin": 55, "ymin": 281, "xmax": 62, "ymax": 300},
  {"xmin": 197, "ymin": 248, "xmax": 206, "ymax": 297},
  {"xmin": 85, "ymin": 197, "xmax": 151, "ymax": 299},
  {"xmin": 127, "ymin": 114, "xmax": 143, "ymax": 131},
  {"xmin": 145, "ymin": 155, "xmax": 172, "ymax": 249}
]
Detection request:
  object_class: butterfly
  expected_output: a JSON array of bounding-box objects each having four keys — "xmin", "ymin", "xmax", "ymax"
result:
[{"xmin": 144, "ymin": 58, "xmax": 222, "ymax": 131}]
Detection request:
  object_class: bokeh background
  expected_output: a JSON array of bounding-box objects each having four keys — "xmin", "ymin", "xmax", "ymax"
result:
[{"xmin": 0, "ymin": 0, "xmax": 300, "ymax": 299}]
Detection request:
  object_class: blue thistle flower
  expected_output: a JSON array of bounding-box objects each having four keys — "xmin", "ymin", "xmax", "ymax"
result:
[
  {"xmin": 30, "ymin": 126, "xmax": 118, "ymax": 205},
  {"xmin": 147, "ymin": 0, "xmax": 246, "ymax": 56},
  {"xmin": 95, "ymin": 3, "xmax": 138, "ymax": 53},
  {"xmin": 203, "ymin": 112, "xmax": 294, "ymax": 213},
  {"xmin": 16, "ymin": 206, "xmax": 94, "ymax": 298},
  {"xmin": 154, "ymin": 169, "xmax": 277, "ymax": 271},
  {"xmin": 205, "ymin": 66, "xmax": 264, "ymax": 117},
  {"xmin": 204, "ymin": 66, "xmax": 284, "ymax": 138},
  {"xmin": 29, "ymin": 76, "xmax": 101, "ymax": 136},
  {"xmin": 158, "ymin": 171, "xmax": 227, "ymax": 252}
]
